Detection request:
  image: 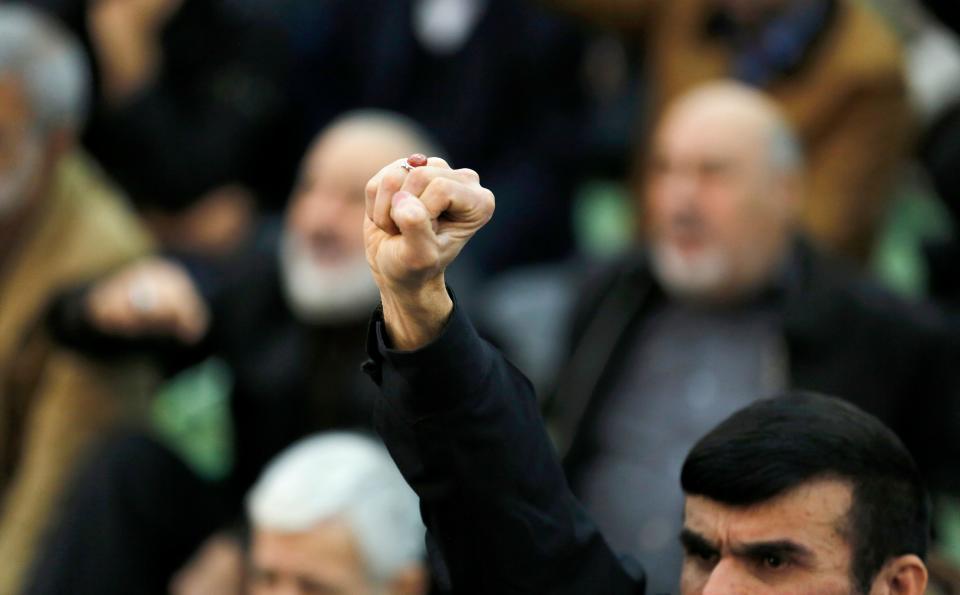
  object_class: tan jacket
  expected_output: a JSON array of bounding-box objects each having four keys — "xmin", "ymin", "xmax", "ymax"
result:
[
  {"xmin": 549, "ymin": 0, "xmax": 913, "ymax": 261},
  {"xmin": 0, "ymin": 151, "xmax": 153, "ymax": 594}
]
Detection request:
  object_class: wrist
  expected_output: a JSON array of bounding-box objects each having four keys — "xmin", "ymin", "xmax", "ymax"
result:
[{"xmin": 380, "ymin": 276, "xmax": 452, "ymax": 351}]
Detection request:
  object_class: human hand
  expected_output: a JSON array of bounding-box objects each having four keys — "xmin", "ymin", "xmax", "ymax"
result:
[
  {"xmin": 85, "ymin": 257, "xmax": 209, "ymax": 344},
  {"xmin": 364, "ymin": 154, "xmax": 494, "ymax": 349}
]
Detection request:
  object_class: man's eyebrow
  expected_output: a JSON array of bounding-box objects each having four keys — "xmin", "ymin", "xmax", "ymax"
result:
[
  {"xmin": 679, "ymin": 528, "xmax": 719, "ymax": 557},
  {"xmin": 732, "ymin": 540, "xmax": 814, "ymax": 562}
]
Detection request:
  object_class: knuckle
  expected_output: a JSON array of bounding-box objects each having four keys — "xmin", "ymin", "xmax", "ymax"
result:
[
  {"xmin": 481, "ymin": 189, "xmax": 496, "ymax": 215},
  {"xmin": 365, "ymin": 178, "xmax": 379, "ymax": 198},
  {"xmin": 457, "ymin": 168, "xmax": 479, "ymax": 182}
]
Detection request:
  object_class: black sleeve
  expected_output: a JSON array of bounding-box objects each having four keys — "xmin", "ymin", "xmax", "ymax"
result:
[
  {"xmin": 362, "ymin": 294, "xmax": 645, "ymax": 594},
  {"xmin": 85, "ymin": 11, "xmax": 295, "ymax": 211},
  {"xmin": 45, "ymin": 282, "xmax": 213, "ymax": 375}
]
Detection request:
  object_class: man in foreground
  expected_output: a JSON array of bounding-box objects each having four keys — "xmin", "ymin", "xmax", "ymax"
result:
[{"xmin": 359, "ymin": 154, "xmax": 930, "ymax": 593}]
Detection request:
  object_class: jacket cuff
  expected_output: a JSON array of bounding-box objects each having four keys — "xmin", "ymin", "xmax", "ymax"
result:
[{"xmin": 362, "ymin": 289, "xmax": 492, "ymax": 423}]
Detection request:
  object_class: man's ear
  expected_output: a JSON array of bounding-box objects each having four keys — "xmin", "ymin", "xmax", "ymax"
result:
[
  {"xmin": 387, "ymin": 564, "xmax": 429, "ymax": 595},
  {"xmin": 869, "ymin": 554, "xmax": 927, "ymax": 595}
]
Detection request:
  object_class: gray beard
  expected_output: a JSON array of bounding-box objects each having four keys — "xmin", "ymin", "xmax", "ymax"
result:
[
  {"xmin": 278, "ymin": 232, "xmax": 380, "ymax": 325},
  {"xmin": 649, "ymin": 241, "xmax": 732, "ymax": 301}
]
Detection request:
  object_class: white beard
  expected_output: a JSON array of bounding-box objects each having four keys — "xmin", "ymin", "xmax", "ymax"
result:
[
  {"xmin": 279, "ymin": 232, "xmax": 380, "ymax": 325},
  {"xmin": 649, "ymin": 241, "xmax": 732, "ymax": 300},
  {"xmin": 0, "ymin": 134, "xmax": 41, "ymax": 217}
]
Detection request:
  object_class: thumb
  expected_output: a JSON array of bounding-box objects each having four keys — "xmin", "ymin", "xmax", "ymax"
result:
[{"xmin": 391, "ymin": 191, "xmax": 440, "ymax": 273}]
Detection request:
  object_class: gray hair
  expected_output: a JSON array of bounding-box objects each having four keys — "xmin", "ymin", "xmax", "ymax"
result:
[
  {"xmin": 0, "ymin": 4, "xmax": 90, "ymax": 133},
  {"xmin": 247, "ymin": 432, "xmax": 425, "ymax": 583}
]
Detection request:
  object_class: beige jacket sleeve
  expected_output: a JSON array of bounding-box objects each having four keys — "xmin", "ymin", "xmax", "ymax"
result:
[{"xmin": 802, "ymin": 81, "xmax": 915, "ymax": 263}]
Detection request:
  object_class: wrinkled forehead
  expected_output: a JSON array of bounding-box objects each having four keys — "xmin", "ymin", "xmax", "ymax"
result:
[{"xmin": 682, "ymin": 478, "xmax": 854, "ymax": 551}]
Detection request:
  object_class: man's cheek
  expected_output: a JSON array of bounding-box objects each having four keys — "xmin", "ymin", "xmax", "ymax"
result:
[{"xmin": 679, "ymin": 560, "xmax": 707, "ymax": 595}]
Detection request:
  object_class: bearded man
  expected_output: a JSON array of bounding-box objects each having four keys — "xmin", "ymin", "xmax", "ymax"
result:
[{"xmin": 27, "ymin": 111, "xmax": 437, "ymax": 595}]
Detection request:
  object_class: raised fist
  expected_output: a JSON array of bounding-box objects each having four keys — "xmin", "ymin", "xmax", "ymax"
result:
[{"xmin": 364, "ymin": 155, "xmax": 494, "ymax": 348}]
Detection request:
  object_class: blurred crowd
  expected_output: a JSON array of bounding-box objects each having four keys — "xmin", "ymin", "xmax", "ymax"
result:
[{"xmin": 2, "ymin": 0, "xmax": 960, "ymax": 593}]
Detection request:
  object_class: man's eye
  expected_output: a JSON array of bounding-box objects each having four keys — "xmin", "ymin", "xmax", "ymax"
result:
[
  {"xmin": 761, "ymin": 554, "xmax": 787, "ymax": 570},
  {"xmin": 687, "ymin": 549, "xmax": 718, "ymax": 564}
]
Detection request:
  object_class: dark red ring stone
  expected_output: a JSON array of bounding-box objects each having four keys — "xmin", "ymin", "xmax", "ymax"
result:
[{"xmin": 406, "ymin": 153, "xmax": 428, "ymax": 168}]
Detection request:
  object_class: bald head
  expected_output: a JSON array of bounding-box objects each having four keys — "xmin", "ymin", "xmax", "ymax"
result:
[
  {"xmin": 280, "ymin": 111, "xmax": 440, "ymax": 323},
  {"xmin": 662, "ymin": 82, "xmax": 803, "ymax": 177},
  {"xmin": 645, "ymin": 82, "xmax": 803, "ymax": 303},
  {"xmin": 306, "ymin": 111, "xmax": 441, "ymax": 183}
]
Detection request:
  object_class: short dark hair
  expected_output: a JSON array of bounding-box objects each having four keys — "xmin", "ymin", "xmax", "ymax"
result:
[{"xmin": 680, "ymin": 392, "xmax": 929, "ymax": 594}]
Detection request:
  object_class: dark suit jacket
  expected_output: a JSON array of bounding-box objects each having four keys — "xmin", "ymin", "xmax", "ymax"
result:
[
  {"xmin": 286, "ymin": 0, "xmax": 589, "ymax": 274},
  {"xmin": 47, "ymin": 233, "xmax": 376, "ymax": 495},
  {"xmin": 552, "ymin": 239, "xmax": 960, "ymax": 494}
]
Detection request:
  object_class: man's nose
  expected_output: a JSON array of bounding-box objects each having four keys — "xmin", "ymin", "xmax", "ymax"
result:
[
  {"xmin": 656, "ymin": 167, "xmax": 703, "ymax": 216},
  {"xmin": 298, "ymin": 190, "xmax": 347, "ymax": 231},
  {"xmin": 701, "ymin": 559, "xmax": 752, "ymax": 595},
  {"xmin": 263, "ymin": 581, "xmax": 301, "ymax": 595}
]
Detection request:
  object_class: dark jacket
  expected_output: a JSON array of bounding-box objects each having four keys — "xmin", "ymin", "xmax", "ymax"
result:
[
  {"xmin": 364, "ymin": 298, "xmax": 646, "ymax": 594},
  {"xmin": 286, "ymin": 0, "xmax": 589, "ymax": 274},
  {"xmin": 553, "ymin": 239, "xmax": 960, "ymax": 494},
  {"xmin": 47, "ymin": 235, "xmax": 376, "ymax": 493},
  {"xmin": 24, "ymin": 0, "xmax": 298, "ymax": 211}
]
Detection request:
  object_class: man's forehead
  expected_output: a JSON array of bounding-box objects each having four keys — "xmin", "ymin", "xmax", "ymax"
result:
[
  {"xmin": 655, "ymin": 106, "xmax": 768, "ymax": 163},
  {"xmin": 682, "ymin": 477, "xmax": 853, "ymax": 548}
]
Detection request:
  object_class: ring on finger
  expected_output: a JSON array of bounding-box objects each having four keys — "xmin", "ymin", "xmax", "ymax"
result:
[{"xmin": 127, "ymin": 278, "xmax": 156, "ymax": 313}]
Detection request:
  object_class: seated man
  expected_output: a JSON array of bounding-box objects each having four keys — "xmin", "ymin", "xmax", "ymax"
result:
[
  {"xmin": 358, "ymin": 153, "xmax": 930, "ymax": 593},
  {"xmin": 26, "ymin": 111, "xmax": 437, "ymax": 595},
  {"xmin": 0, "ymin": 6, "xmax": 151, "ymax": 593},
  {"xmin": 171, "ymin": 432, "xmax": 429, "ymax": 595}
]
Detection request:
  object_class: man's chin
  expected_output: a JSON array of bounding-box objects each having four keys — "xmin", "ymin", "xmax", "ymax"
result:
[
  {"xmin": 279, "ymin": 237, "xmax": 380, "ymax": 324},
  {"xmin": 649, "ymin": 244, "xmax": 731, "ymax": 301}
]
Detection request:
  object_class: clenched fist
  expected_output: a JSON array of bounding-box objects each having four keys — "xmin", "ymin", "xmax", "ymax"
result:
[{"xmin": 364, "ymin": 156, "xmax": 494, "ymax": 349}]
